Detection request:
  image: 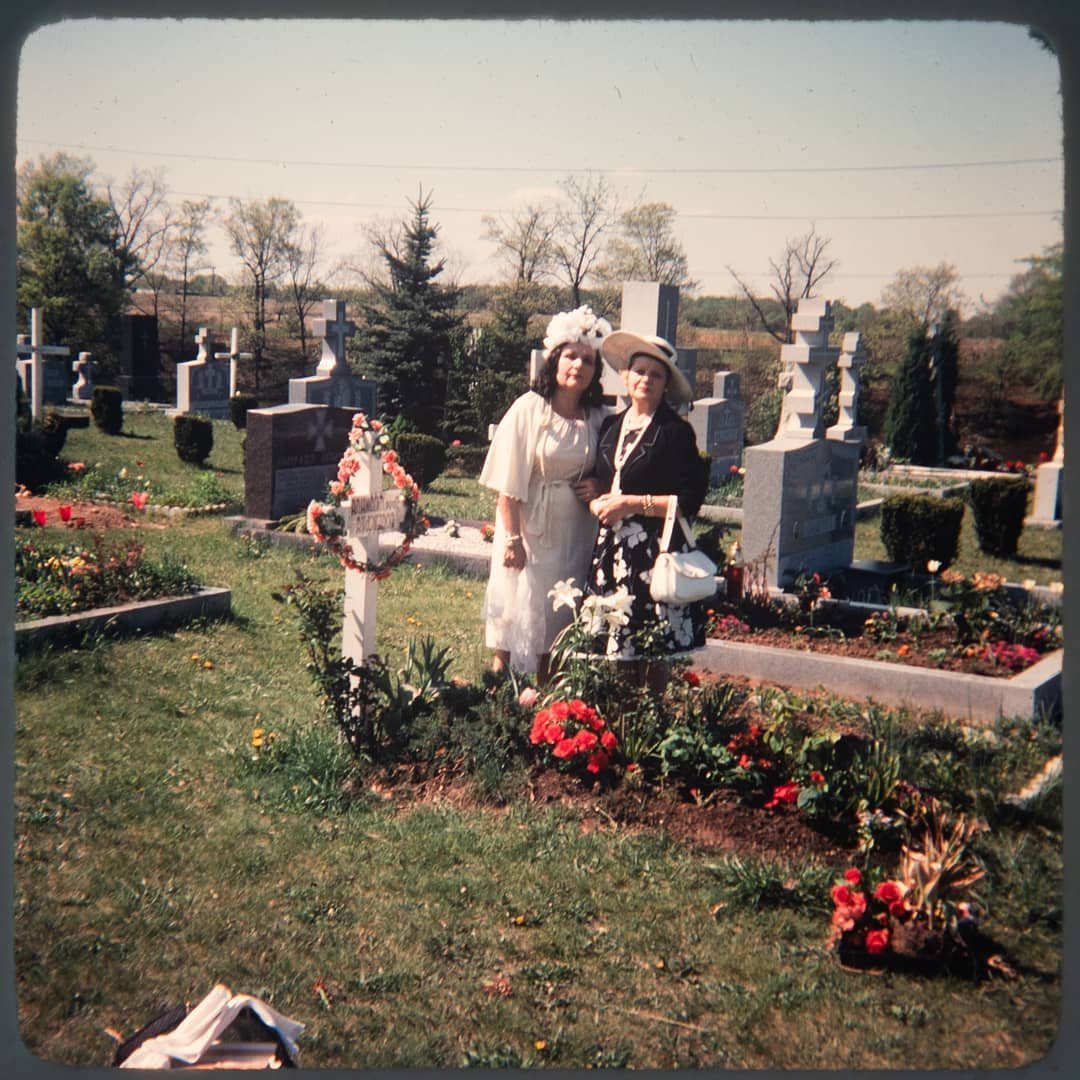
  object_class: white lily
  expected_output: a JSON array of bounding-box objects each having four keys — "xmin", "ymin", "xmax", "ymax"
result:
[
  {"xmin": 927, "ymin": 559, "xmax": 941, "ymax": 573},
  {"xmin": 548, "ymin": 577, "xmax": 583, "ymax": 613},
  {"xmin": 602, "ymin": 587, "xmax": 633, "ymax": 630},
  {"xmin": 579, "ymin": 595, "xmax": 608, "ymax": 634}
]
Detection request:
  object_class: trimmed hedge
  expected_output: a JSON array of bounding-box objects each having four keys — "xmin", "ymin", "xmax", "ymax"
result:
[
  {"xmin": 393, "ymin": 432, "xmax": 447, "ymax": 489},
  {"xmin": 967, "ymin": 477, "xmax": 1029, "ymax": 556},
  {"xmin": 880, "ymin": 492, "xmax": 965, "ymax": 570},
  {"xmin": 39, "ymin": 408, "xmax": 68, "ymax": 456},
  {"xmin": 174, "ymin": 414, "xmax": 214, "ymax": 465},
  {"xmin": 445, "ymin": 444, "xmax": 489, "ymax": 478},
  {"xmin": 91, "ymin": 385, "xmax": 124, "ymax": 435},
  {"xmin": 229, "ymin": 394, "xmax": 259, "ymax": 429}
]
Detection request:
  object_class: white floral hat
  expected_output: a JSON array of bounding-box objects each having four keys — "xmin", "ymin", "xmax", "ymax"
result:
[
  {"xmin": 600, "ymin": 331, "xmax": 693, "ymax": 404},
  {"xmin": 542, "ymin": 305, "xmax": 612, "ymax": 358}
]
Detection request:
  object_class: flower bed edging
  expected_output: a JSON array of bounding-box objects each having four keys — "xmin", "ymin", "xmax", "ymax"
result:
[
  {"xmin": 15, "ymin": 586, "xmax": 231, "ymax": 648},
  {"xmin": 696, "ymin": 638, "xmax": 1062, "ymax": 725}
]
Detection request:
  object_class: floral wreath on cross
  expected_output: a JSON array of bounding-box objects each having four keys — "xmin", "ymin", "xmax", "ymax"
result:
[{"xmin": 306, "ymin": 413, "xmax": 429, "ymax": 581}]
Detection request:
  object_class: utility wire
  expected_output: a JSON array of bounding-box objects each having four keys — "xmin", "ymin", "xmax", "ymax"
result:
[{"xmin": 22, "ymin": 138, "xmax": 1063, "ymax": 176}]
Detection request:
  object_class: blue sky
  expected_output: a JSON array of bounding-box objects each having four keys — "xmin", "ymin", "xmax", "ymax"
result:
[{"xmin": 16, "ymin": 17, "xmax": 1064, "ymax": 310}]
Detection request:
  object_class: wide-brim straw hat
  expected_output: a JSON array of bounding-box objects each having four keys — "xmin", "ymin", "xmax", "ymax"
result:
[{"xmin": 600, "ymin": 331, "xmax": 693, "ymax": 404}]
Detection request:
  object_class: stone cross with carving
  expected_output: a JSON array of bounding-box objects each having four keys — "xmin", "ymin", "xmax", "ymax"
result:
[
  {"xmin": 214, "ymin": 326, "xmax": 255, "ymax": 397},
  {"xmin": 341, "ymin": 450, "xmax": 406, "ymax": 665},
  {"xmin": 17, "ymin": 307, "xmax": 71, "ymax": 420},
  {"xmin": 193, "ymin": 326, "xmax": 213, "ymax": 363},
  {"xmin": 72, "ymin": 352, "xmax": 93, "ymax": 401},
  {"xmin": 774, "ymin": 297, "xmax": 837, "ymax": 442},
  {"xmin": 312, "ymin": 299, "xmax": 357, "ymax": 376}
]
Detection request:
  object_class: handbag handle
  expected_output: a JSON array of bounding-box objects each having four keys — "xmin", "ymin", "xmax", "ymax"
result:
[{"xmin": 659, "ymin": 496, "xmax": 697, "ymax": 554}]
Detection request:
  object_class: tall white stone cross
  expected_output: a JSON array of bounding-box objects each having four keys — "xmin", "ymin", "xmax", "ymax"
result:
[
  {"xmin": 313, "ymin": 299, "xmax": 357, "ymax": 376},
  {"xmin": 341, "ymin": 452, "xmax": 407, "ymax": 665},
  {"xmin": 17, "ymin": 308, "xmax": 71, "ymax": 420},
  {"xmin": 214, "ymin": 326, "xmax": 255, "ymax": 397},
  {"xmin": 193, "ymin": 326, "xmax": 213, "ymax": 363}
]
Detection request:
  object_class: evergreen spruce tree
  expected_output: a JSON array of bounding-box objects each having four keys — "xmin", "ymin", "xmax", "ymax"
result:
[
  {"xmin": 883, "ymin": 325, "xmax": 938, "ymax": 464},
  {"xmin": 929, "ymin": 310, "xmax": 960, "ymax": 462},
  {"xmin": 356, "ymin": 191, "xmax": 464, "ymax": 436}
]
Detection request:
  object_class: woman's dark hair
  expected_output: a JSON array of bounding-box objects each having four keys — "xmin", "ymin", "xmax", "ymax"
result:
[{"xmin": 531, "ymin": 343, "xmax": 604, "ymax": 409}]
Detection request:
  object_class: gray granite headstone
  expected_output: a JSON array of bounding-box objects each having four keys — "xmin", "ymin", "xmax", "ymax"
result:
[
  {"xmin": 689, "ymin": 370, "xmax": 745, "ymax": 483},
  {"xmin": 618, "ymin": 281, "xmax": 694, "ymax": 412},
  {"xmin": 289, "ymin": 298, "xmax": 377, "ymax": 413},
  {"xmin": 176, "ymin": 327, "xmax": 230, "ymax": 418},
  {"xmin": 244, "ymin": 403, "xmax": 358, "ymax": 521}
]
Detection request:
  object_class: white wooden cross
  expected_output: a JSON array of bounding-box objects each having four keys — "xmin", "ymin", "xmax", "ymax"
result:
[
  {"xmin": 17, "ymin": 308, "xmax": 71, "ymax": 420},
  {"xmin": 312, "ymin": 299, "xmax": 356, "ymax": 376},
  {"xmin": 342, "ymin": 452, "xmax": 407, "ymax": 665},
  {"xmin": 214, "ymin": 326, "xmax": 255, "ymax": 397}
]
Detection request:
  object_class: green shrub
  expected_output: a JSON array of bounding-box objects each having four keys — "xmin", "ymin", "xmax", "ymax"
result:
[
  {"xmin": 173, "ymin": 414, "xmax": 214, "ymax": 465},
  {"xmin": 15, "ymin": 427, "xmax": 67, "ymax": 492},
  {"xmin": 91, "ymin": 385, "xmax": 124, "ymax": 435},
  {"xmin": 39, "ymin": 408, "xmax": 68, "ymax": 456},
  {"xmin": 880, "ymin": 492, "xmax": 964, "ymax": 569},
  {"xmin": 393, "ymin": 432, "xmax": 447, "ymax": 489},
  {"xmin": 967, "ymin": 477, "xmax": 1029, "ymax": 556},
  {"xmin": 228, "ymin": 393, "xmax": 259, "ymax": 429},
  {"xmin": 444, "ymin": 443, "xmax": 488, "ymax": 477}
]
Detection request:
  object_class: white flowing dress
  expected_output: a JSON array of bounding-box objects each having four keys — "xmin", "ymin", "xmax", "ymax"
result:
[{"xmin": 479, "ymin": 392, "xmax": 604, "ymax": 672}]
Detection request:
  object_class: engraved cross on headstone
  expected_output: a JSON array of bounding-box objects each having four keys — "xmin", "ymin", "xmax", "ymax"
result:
[
  {"xmin": 215, "ymin": 327, "xmax": 255, "ymax": 398},
  {"xmin": 341, "ymin": 451, "xmax": 406, "ymax": 665},
  {"xmin": 313, "ymin": 299, "xmax": 357, "ymax": 376},
  {"xmin": 17, "ymin": 307, "xmax": 71, "ymax": 420}
]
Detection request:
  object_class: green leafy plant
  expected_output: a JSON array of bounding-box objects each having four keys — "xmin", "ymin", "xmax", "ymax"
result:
[
  {"xmin": 228, "ymin": 393, "xmax": 259, "ymax": 429},
  {"xmin": 967, "ymin": 476, "xmax": 1029, "ymax": 557},
  {"xmin": 880, "ymin": 492, "xmax": 964, "ymax": 568}
]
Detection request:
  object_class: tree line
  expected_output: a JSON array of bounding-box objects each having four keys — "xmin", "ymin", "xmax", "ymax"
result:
[{"xmin": 15, "ymin": 152, "xmax": 1062, "ymax": 461}]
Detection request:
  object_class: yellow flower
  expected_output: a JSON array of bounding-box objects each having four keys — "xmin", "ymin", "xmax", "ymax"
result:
[
  {"xmin": 250, "ymin": 727, "xmax": 265, "ymax": 749},
  {"xmin": 534, "ymin": 1040, "xmax": 547, "ymax": 1052},
  {"xmin": 202, "ymin": 659, "xmax": 214, "ymax": 670}
]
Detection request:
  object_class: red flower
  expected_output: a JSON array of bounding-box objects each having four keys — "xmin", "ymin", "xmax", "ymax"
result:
[
  {"xmin": 586, "ymin": 751, "xmax": 609, "ymax": 774},
  {"xmin": 844, "ymin": 868, "xmax": 862, "ymax": 886},
  {"xmin": 737, "ymin": 754, "xmax": 752, "ymax": 769},
  {"xmin": 569, "ymin": 699, "xmax": 590, "ymax": 719},
  {"xmin": 573, "ymin": 729, "xmax": 599, "ymax": 752},
  {"xmin": 600, "ymin": 730, "xmax": 618, "ymax": 751},
  {"xmin": 873, "ymin": 880, "xmax": 903, "ymax": 903},
  {"xmin": 764, "ymin": 781, "xmax": 799, "ymax": 809},
  {"xmin": 888, "ymin": 899, "xmax": 909, "ymax": 918},
  {"xmin": 131, "ymin": 491, "xmax": 148, "ymax": 509},
  {"xmin": 809, "ymin": 770, "xmax": 825, "ymax": 785},
  {"xmin": 684, "ymin": 670, "xmax": 701, "ymax": 687},
  {"xmin": 865, "ymin": 928, "xmax": 890, "ymax": 955},
  {"xmin": 550, "ymin": 700, "xmax": 571, "ymax": 722},
  {"xmin": 831, "ymin": 884, "xmax": 857, "ymax": 907},
  {"xmin": 32, "ymin": 510, "xmax": 47, "ymax": 527},
  {"xmin": 58, "ymin": 504, "xmax": 73, "ymax": 522},
  {"xmin": 542, "ymin": 724, "xmax": 564, "ymax": 745},
  {"xmin": 552, "ymin": 738, "xmax": 577, "ymax": 759}
]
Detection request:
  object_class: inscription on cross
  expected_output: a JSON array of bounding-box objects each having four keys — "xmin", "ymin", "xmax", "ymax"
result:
[
  {"xmin": 342, "ymin": 455, "xmax": 406, "ymax": 665},
  {"xmin": 214, "ymin": 327, "xmax": 255, "ymax": 397},
  {"xmin": 312, "ymin": 299, "xmax": 357, "ymax": 376}
]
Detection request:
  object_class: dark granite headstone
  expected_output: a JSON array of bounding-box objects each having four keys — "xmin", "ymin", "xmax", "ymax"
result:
[
  {"xmin": 244, "ymin": 403, "xmax": 358, "ymax": 521},
  {"xmin": 113, "ymin": 314, "xmax": 162, "ymax": 400}
]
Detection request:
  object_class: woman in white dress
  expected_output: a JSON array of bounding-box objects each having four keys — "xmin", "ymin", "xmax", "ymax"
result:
[{"xmin": 479, "ymin": 306, "xmax": 612, "ymax": 681}]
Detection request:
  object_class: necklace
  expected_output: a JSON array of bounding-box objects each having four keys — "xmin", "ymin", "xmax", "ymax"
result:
[{"xmin": 614, "ymin": 412, "xmax": 651, "ymax": 471}]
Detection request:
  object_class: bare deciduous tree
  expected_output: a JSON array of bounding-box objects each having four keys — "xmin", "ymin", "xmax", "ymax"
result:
[
  {"xmin": 482, "ymin": 203, "xmax": 558, "ymax": 284},
  {"xmin": 728, "ymin": 224, "xmax": 838, "ymax": 343},
  {"xmin": 284, "ymin": 222, "xmax": 325, "ymax": 367},
  {"xmin": 880, "ymin": 262, "xmax": 966, "ymax": 327},
  {"xmin": 553, "ymin": 174, "xmax": 618, "ymax": 307},
  {"xmin": 171, "ymin": 198, "xmax": 212, "ymax": 361},
  {"xmin": 107, "ymin": 166, "xmax": 173, "ymax": 288}
]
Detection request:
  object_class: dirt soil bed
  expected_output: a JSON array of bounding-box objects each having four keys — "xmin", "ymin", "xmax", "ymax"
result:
[
  {"xmin": 712, "ymin": 606, "xmax": 1028, "ymax": 679},
  {"xmin": 15, "ymin": 493, "xmax": 165, "ymax": 531}
]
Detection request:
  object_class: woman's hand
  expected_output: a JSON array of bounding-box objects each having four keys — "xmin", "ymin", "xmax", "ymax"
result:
[
  {"xmin": 572, "ymin": 477, "xmax": 603, "ymax": 503},
  {"xmin": 502, "ymin": 535, "xmax": 526, "ymax": 570},
  {"xmin": 589, "ymin": 493, "xmax": 633, "ymax": 528}
]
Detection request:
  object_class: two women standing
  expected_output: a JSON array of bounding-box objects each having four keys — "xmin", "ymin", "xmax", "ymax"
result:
[{"xmin": 479, "ymin": 310, "xmax": 710, "ymax": 688}]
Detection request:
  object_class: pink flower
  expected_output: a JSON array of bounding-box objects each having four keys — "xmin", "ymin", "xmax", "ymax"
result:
[
  {"xmin": 131, "ymin": 490, "xmax": 148, "ymax": 510},
  {"xmin": 451, "ymin": 439, "xmax": 462, "ymax": 448},
  {"xmin": 67, "ymin": 461, "xmax": 86, "ymax": 472},
  {"xmin": 518, "ymin": 687, "xmax": 539, "ymax": 708}
]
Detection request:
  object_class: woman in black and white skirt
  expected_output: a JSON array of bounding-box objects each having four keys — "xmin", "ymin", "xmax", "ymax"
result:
[{"xmin": 585, "ymin": 331, "xmax": 710, "ymax": 691}]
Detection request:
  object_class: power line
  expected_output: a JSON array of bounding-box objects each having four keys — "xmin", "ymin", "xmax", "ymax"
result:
[
  {"xmin": 22, "ymin": 138, "xmax": 1063, "ymax": 176},
  {"xmin": 115, "ymin": 185, "xmax": 1062, "ymax": 224}
]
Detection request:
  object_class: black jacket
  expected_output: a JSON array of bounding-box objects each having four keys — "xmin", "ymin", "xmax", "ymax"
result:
[{"xmin": 594, "ymin": 402, "xmax": 709, "ymax": 517}]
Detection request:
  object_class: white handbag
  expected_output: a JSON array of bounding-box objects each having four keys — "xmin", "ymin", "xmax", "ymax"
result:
[{"xmin": 649, "ymin": 498, "xmax": 719, "ymax": 605}]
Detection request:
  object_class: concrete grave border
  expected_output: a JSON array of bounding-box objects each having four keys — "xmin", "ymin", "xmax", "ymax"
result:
[
  {"xmin": 15, "ymin": 586, "xmax": 231, "ymax": 648},
  {"xmin": 695, "ymin": 637, "xmax": 1062, "ymax": 725}
]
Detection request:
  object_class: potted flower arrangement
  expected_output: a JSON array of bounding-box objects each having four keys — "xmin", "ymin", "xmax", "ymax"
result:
[{"xmin": 829, "ymin": 798, "xmax": 987, "ymax": 975}]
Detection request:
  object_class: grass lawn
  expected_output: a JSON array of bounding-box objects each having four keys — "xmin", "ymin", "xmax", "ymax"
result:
[{"xmin": 13, "ymin": 504, "xmax": 1064, "ymax": 1069}]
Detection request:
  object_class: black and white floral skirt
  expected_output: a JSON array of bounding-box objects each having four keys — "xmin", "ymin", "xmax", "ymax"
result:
[{"xmin": 584, "ymin": 514, "xmax": 707, "ymax": 661}]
